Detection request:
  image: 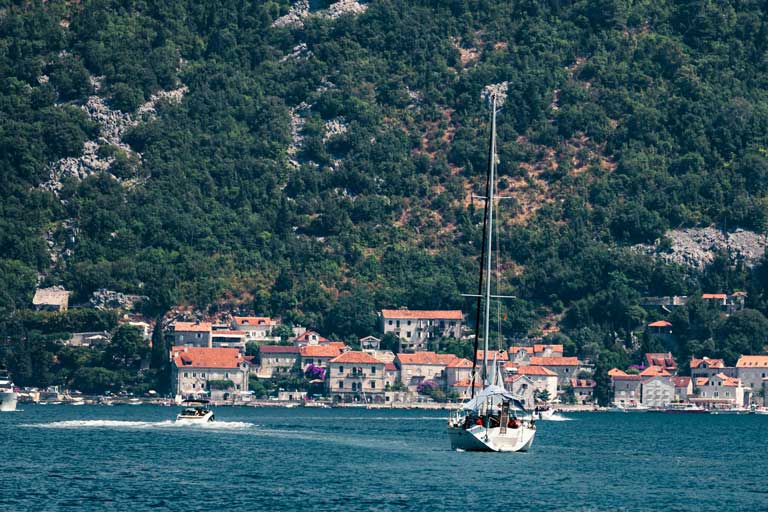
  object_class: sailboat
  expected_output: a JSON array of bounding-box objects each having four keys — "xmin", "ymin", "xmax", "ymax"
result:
[{"xmin": 447, "ymin": 85, "xmax": 536, "ymax": 452}]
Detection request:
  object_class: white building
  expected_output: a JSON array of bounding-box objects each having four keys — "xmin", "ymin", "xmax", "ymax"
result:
[
  {"xmin": 327, "ymin": 351, "xmax": 386, "ymax": 402},
  {"xmin": 381, "ymin": 309, "xmax": 463, "ymax": 352},
  {"xmin": 395, "ymin": 352, "xmax": 457, "ymax": 392},
  {"xmin": 257, "ymin": 345, "xmax": 300, "ymax": 378},
  {"xmin": 693, "ymin": 372, "xmax": 747, "ymax": 409},
  {"xmin": 211, "ymin": 330, "xmax": 247, "ymax": 350},
  {"xmin": 641, "ymin": 376, "xmax": 675, "ymax": 408},
  {"xmin": 507, "ymin": 364, "xmax": 559, "ymax": 401},
  {"xmin": 171, "ymin": 346, "xmax": 249, "ymax": 400},
  {"xmin": 231, "ymin": 316, "xmax": 275, "ymax": 341},
  {"xmin": 507, "ymin": 374, "xmax": 536, "ymax": 408},
  {"xmin": 736, "ymin": 355, "xmax": 768, "ymax": 394},
  {"xmin": 610, "ymin": 370, "xmax": 643, "ymax": 407}
]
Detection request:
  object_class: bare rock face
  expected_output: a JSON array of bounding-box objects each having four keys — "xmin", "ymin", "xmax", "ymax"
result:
[
  {"xmin": 90, "ymin": 288, "xmax": 149, "ymax": 311},
  {"xmin": 635, "ymin": 227, "xmax": 768, "ymax": 269},
  {"xmin": 273, "ymin": 0, "xmax": 367, "ymax": 28}
]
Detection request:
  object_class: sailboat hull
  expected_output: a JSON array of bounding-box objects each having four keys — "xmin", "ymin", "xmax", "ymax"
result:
[{"xmin": 448, "ymin": 424, "xmax": 535, "ymax": 452}]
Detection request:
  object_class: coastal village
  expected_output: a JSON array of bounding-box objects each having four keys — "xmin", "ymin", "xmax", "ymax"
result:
[{"xmin": 23, "ymin": 286, "xmax": 768, "ymax": 411}]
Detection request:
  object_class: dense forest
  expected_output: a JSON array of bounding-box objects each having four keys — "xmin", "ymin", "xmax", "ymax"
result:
[{"xmin": 2, "ymin": 0, "xmax": 768, "ymax": 394}]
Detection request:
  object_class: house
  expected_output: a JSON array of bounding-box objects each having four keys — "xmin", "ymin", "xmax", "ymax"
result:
[
  {"xmin": 384, "ymin": 363, "xmax": 399, "ymax": 390},
  {"xmin": 64, "ymin": 331, "xmax": 110, "ymax": 348},
  {"xmin": 299, "ymin": 345, "xmax": 344, "ymax": 370},
  {"xmin": 257, "ymin": 345, "xmax": 300, "ymax": 378},
  {"xmin": 529, "ymin": 356, "xmax": 580, "ymax": 386},
  {"xmin": 690, "ymin": 357, "xmax": 734, "ymax": 380},
  {"xmin": 610, "ymin": 370, "xmax": 643, "ymax": 407},
  {"xmin": 735, "ymin": 355, "xmax": 768, "ymax": 394},
  {"xmin": 701, "ymin": 293, "xmax": 728, "ymax": 307},
  {"xmin": 671, "ymin": 376, "xmax": 692, "ymax": 402},
  {"xmin": 173, "ymin": 321, "xmax": 213, "ymax": 347},
  {"xmin": 644, "ymin": 353, "xmax": 677, "ymax": 374},
  {"xmin": 231, "ymin": 316, "xmax": 274, "ymax": 341},
  {"xmin": 451, "ymin": 378, "xmax": 483, "ymax": 400},
  {"xmin": 506, "ymin": 374, "xmax": 536, "ymax": 408},
  {"xmin": 641, "ymin": 376, "xmax": 674, "ymax": 408},
  {"xmin": 647, "ymin": 320, "xmax": 672, "ymax": 335},
  {"xmin": 571, "ymin": 378, "xmax": 596, "ymax": 404},
  {"xmin": 359, "ymin": 335, "xmax": 381, "ymax": 350},
  {"xmin": 327, "ymin": 351, "xmax": 386, "ymax": 402},
  {"xmin": 395, "ymin": 352, "xmax": 457, "ymax": 392},
  {"xmin": 507, "ymin": 364, "xmax": 559, "ymax": 401},
  {"xmin": 381, "ymin": 309, "xmax": 463, "ymax": 352},
  {"xmin": 362, "ymin": 349, "xmax": 396, "ymax": 364},
  {"xmin": 508, "ymin": 346, "xmax": 533, "ymax": 364},
  {"xmin": 171, "ymin": 346, "xmax": 249, "ymax": 400},
  {"xmin": 32, "ymin": 286, "xmax": 70, "ymax": 312},
  {"xmin": 291, "ymin": 330, "xmax": 329, "ymax": 347},
  {"xmin": 445, "ymin": 358, "xmax": 474, "ymax": 388},
  {"xmin": 533, "ymin": 344, "xmax": 563, "ymax": 357},
  {"xmin": 211, "ymin": 330, "xmax": 247, "ymax": 350},
  {"xmin": 692, "ymin": 373, "xmax": 747, "ymax": 409},
  {"xmin": 476, "ymin": 350, "xmax": 509, "ymax": 364}
]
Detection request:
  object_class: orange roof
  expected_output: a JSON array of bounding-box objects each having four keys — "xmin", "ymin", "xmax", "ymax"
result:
[
  {"xmin": 645, "ymin": 352, "xmax": 677, "ymax": 369},
  {"xmin": 534, "ymin": 344, "xmax": 563, "ymax": 353},
  {"xmin": 613, "ymin": 374, "xmax": 642, "ymax": 381},
  {"xmin": 211, "ymin": 330, "xmax": 246, "ymax": 336},
  {"xmin": 232, "ymin": 316, "xmax": 271, "ymax": 327},
  {"xmin": 695, "ymin": 377, "xmax": 709, "ymax": 387},
  {"xmin": 381, "ymin": 309, "xmax": 463, "ymax": 320},
  {"xmin": 712, "ymin": 373, "xmax": 741, "ymax": 387},
  {"xmin": 505, "ymin": 374, "xmax": 532, "ymax": 384},
  {"xmin": 384, "ymin": 362, "xmax": 397, "ymax": 371},
  {"xmin": 451, "ymin": 378, "xmax": 482, "ymax": 388},
  {"xmin": 702, "ymin": 293, "xmax": 727, "ymax": 300},
  {"xmin": 671, "ymin": 376, "xmax": 691, "ymax": 387},
  {"xmin": 690, "ymin": 357, "xmax": 725, "ymax": 369},
  {"xmin": 529, "ymin": 356, "xmax": 579, "ymax": 366},
  {"xmin": 447, "ymin": 358, "xmax": 473, "ymax": 369},
  {"xmin": 171, "ymin": 347, "xmax": 243, "ymax": 369},
  {"xmin": 509, "ymin": 346, "xmax": 534, "ymax": 355},
  {"xmin": 174, "ymin": 321, "xmax": 212, "ymax": 332},
  {"xmin": 571, "ymin": 378, "xmax": 596, "ymax": 388},
  {"xmin": 292, "ymin": 330, "xmax": 329, "ymax": 343},
  {"xmin": 300, "ymin": 345, "xmax": 343, "ymax": 358},
  {"xmin": 639, "ymin": 366, "xmax": 672, "ymax": 377},
  {"xmin": 260, "ymin": 345, "xmax": 300, "ymax": 354},
  {"xmin": 608, "ymin": 368, "xmax": 628, "ymax": 377},
  {"xmin": 517, "ymin": 366, "xmax": 558, "ymax": 377},
  {"xmin": 397, "ymin": 352, "xmax": 457, "ymax": 365},
  {"xmin": 648, "ymin": 320, "xmax": 672, "ymax": 328},
  {"xmin": 476, "ymin": 350, "xmax": 509, "ymax": 362},
  {"xmin": 736, "ymin": 355, "xmax": 768, "ymax": 368},
  {"xmin": 329, "ymin": 351, "xmax": 383, "ymax": 365}
]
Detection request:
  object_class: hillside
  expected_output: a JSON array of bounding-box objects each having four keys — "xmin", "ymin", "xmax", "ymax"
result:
[{"xmin": 2, "ymin": 0, "xmax": 768, "ymax": 376}]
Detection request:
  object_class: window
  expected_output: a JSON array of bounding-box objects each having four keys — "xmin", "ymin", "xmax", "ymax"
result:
[
  {"xmin": 184, "ymin": 372, "xmax": 189, "ymax": 378},
  {"xmin": 407, "ymin": 320, "xmax": 411, "ymax": 326},
  {"xmin": 339, "ymin": 366, "xmax": 344, "ymax": 374},
  {"xmin": 192, "ymin": 384, "xmax": 196, "ymax": 389},
  {"xmin": 351, "ymin": 382, "xmax": 357, "ymax": 391},
  {"xmin": 338, "ymin": 381, "xmax": 344, "ymax": 389},
  {"xmin": 192, "ymin": 372, "xmax": 197, "ymax": 377},
  {"xmin": 371, "ymin": 381, "xmax": 376, "ymax": 389},
  {"xmin": 371, "ymin": 366, "xmax": 376, "ymax": 374},
  {"xmin": 197, "ymin": 333, "xmax": 202, "ymax": 339},
  {"xmin": 225, "ymin": 372, "xmax": 230, "ymax": 378},
  {"xmin": 388, "ymin": 320, "xmax": 392, "ymax": 326},
  {"xmin": 396, "ymin": 320, "xmax": 400, "ymax": 327},
  {"xmin": 201, "ymin": 373, "xmax": 205, "ymax": 378},
  {"xmin": 406, "ymin": 331, "xmax": 411, "ymax": 337}
]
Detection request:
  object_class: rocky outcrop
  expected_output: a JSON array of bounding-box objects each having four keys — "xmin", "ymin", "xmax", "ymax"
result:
[
  {"xmin": 635, "ymin": 227, "xmax": 768, "ymax": 269},
  {"xmin": 90, "ymin": 288, "xmax": 148, "ymax": 311},
  {"xmin": 273, "ymin": 0, "xmax": 368, "ymax": 29}
]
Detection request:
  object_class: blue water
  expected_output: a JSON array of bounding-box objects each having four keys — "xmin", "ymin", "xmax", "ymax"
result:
[{"xmin": 2, "ymin": 406, "xmax": 767, "ymax": 511}]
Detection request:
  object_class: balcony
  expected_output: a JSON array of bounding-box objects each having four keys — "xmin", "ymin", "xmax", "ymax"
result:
[{"xmin": 345, "ymin": 372, "xmax": 367, "ymax": 378}]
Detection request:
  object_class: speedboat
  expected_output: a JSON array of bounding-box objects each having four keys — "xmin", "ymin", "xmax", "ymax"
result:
[
  {"xmin": 533, "ymin": 404, "xmax": 556, "ymax": 420},
  {"xmin": 664, "ymin": 402, "xmax": 708, "ymax": 414},
  {"xmin": 0, "ymin": 370, "xmax": 17, "ymax": 412},
  {"xmin": 176, "ymin": 400, "xmax": 214, "ymax": 422}
]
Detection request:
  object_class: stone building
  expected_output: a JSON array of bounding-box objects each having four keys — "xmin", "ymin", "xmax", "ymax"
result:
[{"xmin": 381, "ymin": 309, "xmax": 463, "ymax": 352}]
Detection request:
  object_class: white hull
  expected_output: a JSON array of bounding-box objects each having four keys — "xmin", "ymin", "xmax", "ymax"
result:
[
  {"xmin": 449, "ymin": 424, "xmax": 535, "ymax": 452},
  {"xmin": 0, "ymin": 391, "xmax": 17, "ymax": 412},
  {"xmin": 754, "ymin": 408, "xmax": 768, "ymax": 415},
  {"xmin": 176, "ymin": 410, "xmax": 214, "ymax": 422},
  {"xmin": 534, "ymin": 408, "xmax": 555, "ymax": 420}
]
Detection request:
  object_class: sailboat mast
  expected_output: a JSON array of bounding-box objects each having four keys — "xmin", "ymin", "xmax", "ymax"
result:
[{"xmin": 482, "ymin": 94, "xmax": 498, "ymax": 385}]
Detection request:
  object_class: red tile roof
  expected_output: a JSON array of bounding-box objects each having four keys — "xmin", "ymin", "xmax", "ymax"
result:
[
  {"xmin": 381, "ymin": 309, "xmax": 463, "ymax": 320},
  {"xmin": 384, "ymin": 363, "xmax": 398, "ymax": 371},
  {"xmin": 232, "ymin": 316, "xmax": 271, "ymax": 327},
  {"xmin": 451, "ymin": 378, "xmax": 483, "ymax": 388},
  {"xmin": 534, "ymin": 344, "xmax": 563, "ymax": 353},
  {"xmin": 211, "ymin": 330, "xmax": 246, "ymax": 336},
  {"xmin": 300, "ymin": 345, "xmax": 343, "ymax": 358},
  {"xmin": 695, "ymin": 377, "xmax": 709, "ymax": 387},
  {"xmin": 712, "ymin": 373, "xmax": 741, "ymax": 387},
  {"xmin": 571, "ymin": 378, "xmax": 596, "ymax": 388},
  {"xmin": 702, "ymin": 293, "xmax": 727, "ymax": 300},
  {"xmin": 736, "ymin": 355, "xmax": 768, "ymax": 368},
  {"xmin": 516, "ymin": 365, "xmax": 558, "ymax": 377},
  {"xmin": 648, "ymin": 320, "xmax": 672, "ymax": 328},
  {"xmin": 447, "ymin": 358, "xmax": 473, "ymax": 368},
  {"xmin": 397, "ymin": 352, "xmax": 457, "ymax": 365},
  {"xmin": 671, "ymin": 376, "xmax": 691, "ymax": 387},
  {"xmin": 529, "ymin": 356, "xmax": 579, "ymax": 366},
  {"xmin": 292, "ymin": 330, "xmax": 329, "ymax": 343},
  {"xmin": 330, "ymin": 351, "xmax": 383, "ymax": 365},
  {"xmin": 639, "ymin": 365, "xmax": 672, "ymax": 377},
  {"xmin": 645, "ymin": 352, "xmax": 677, "ymax": 370},
  {"xmin": 690, "ymin": 357, "xmax": 725, "ymax": 369},
  {"xmin": 260, "ymin": 345, "xmax": 300, "ymax": 354},
  {"xmin": 171, "ymin": 347, "xmax": 243, "ymax": 369},
  {"xmin": 509, "ymin": 346, "xmax": 534, "ymax": 355},
  {"xmin": 613, "ymin": 373, "xmax": 642, "ymax": 381},
  {"xmin": 608, "ymin": 368, "xmax": 628, "ymax": 377},
  {"xmin": 476, "ymin": 350, "xmax": 509, "ymax": 362},
  {"xmin": 174, "ymin": 321, "xmax": 212, "ymax": 332}
]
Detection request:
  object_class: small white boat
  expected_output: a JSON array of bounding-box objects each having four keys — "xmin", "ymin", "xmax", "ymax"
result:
[
  {"xmin": 711, "ymin": 406, "xmax": 749, "ymax": 415},
  {"xmin": 753, "ymin": 407, "xmax": 768, "ymax": 415},
  {"xmin": 176, "ymin": 400, "xmax": 214, "ymax": 422},
  {"xmin": 0, "ymin": 370, "xmax": 18, "ymax": 412},
  {"xmin": 533, "ymin": 405, "xmax": 556, "ymax": 420},
  {"xmin": 664, "ymin": 402, "xmax": 708, "ymax": 414}
]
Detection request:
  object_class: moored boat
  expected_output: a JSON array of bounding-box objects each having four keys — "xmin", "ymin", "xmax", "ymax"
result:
[{"xmin": 664, "ymin": 402, "xmax": 708, "ymax": 414}]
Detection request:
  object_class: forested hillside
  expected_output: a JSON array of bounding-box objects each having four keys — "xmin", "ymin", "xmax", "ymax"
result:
[{"xmin": 3, "ymin": 0, "xmax": 768, "ymax": 382}]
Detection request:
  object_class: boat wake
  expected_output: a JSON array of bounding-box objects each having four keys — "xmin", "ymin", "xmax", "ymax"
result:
[
  {"xmin": 21, "ymin": 420, "xmax": 255, "ymax": 430},
  {"xmin": 546, "ymin": 414, "xmax": 571, "ymax": 421}
]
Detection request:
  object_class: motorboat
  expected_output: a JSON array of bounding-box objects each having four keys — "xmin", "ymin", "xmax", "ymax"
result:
[
  {"xmin": 711, "ymin": 406, "xmax": 749, "ymax": 415},
  {"xmin": 663, "ymin": 402, "xmax": 708, "ymax": 414},
  {"xmin": 446, "ymin": 86, "xmax": 535, "ymax": 453},
  {"xmin": 753, "ymin": 407, "xmax": 768, "ymax": 415},
  {"xmin": 176, "ymin": 400, "xmax": 214, "ymax": 422},
  {"xmin": 0, "ymin": 370, "xmax": 18, "ymax": 412},
  {"xmin": 533, "ymin": 405, "xmax": 556, "ymax": 420}
]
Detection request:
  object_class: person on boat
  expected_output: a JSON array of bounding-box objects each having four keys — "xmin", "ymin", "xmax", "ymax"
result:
[{"xmin": 508, "ymin": 417, "xmax": 519, "ymax": 429}]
